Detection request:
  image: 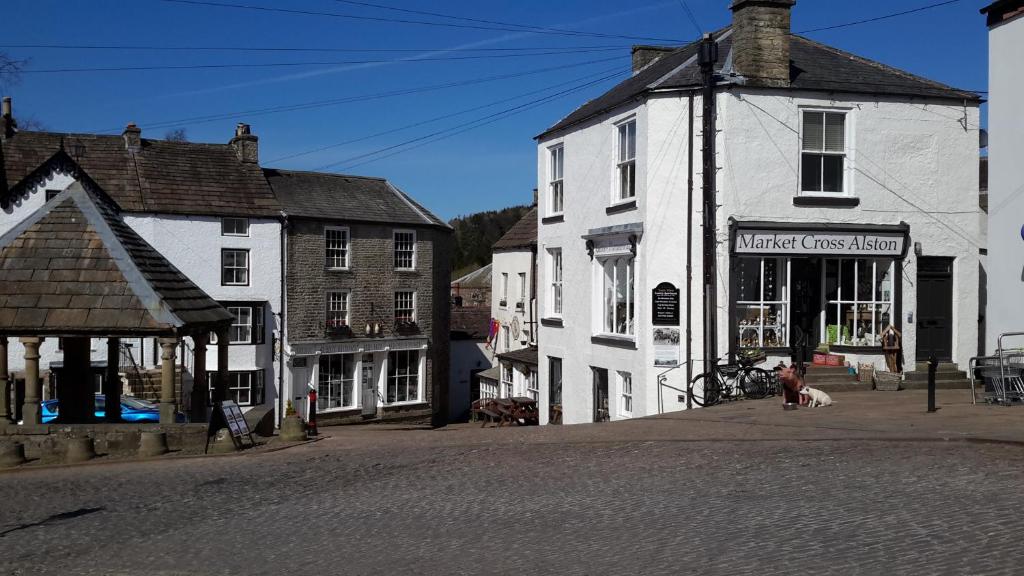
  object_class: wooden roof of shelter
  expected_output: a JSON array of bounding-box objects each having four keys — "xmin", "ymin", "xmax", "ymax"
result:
[{"xmin": 0, "ymin": 181, "xmax": 234, "ymax": 336}]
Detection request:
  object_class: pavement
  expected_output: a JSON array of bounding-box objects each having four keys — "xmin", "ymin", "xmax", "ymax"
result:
[{"xmin": 1, "ymin": 390, "xmax": 1023, "ymax": 575}]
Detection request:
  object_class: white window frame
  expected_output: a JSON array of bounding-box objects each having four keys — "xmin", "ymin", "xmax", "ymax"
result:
[
  {"xmin": 501, "ymin": 362, "xmax": 514, "ymax": 398},
  {"xmin": 597, "ymin": 255, "xmax": 635, "ymax": 338},
  {"xmin": 549, "ymin": 144, "xmax": 564, "ymax": 216},
  {"xmin": 395, "ymin": 290, "xmax": 416, "ymax": 323},
  {"xmin": 500, "ymin": 273, "xmax": 509, "ymax": 308},
  {"xmin": 326, "ymin": 290, "xmax": 350, "ymax": 329},
  {"xmin": 619, "ymin": 371, "xmax": 633, "ymax": 418},
  {"xmin": 549, "ymin": 248, "xmax": 563, "ymax": 317},
  {"xmin": 799, "ymin": 108, "xmax": 850, "ymax": 196},
  {"xmin": 517, "ymin": 272, "xmax": 527, "ymax": 311},
  {"xmin": 221, "ymin": 249, "xmax": 250, "ymax": 286},
  {"xmin": 503, "ymin": 325, "xmax": 510, "ymax": 351},
  {"xmin": 386, "ymin": 349, "xmax": 422, "ymax": 405},
  {"xmin": 615, "ymin": 118, "xmax": 637, "ymax": 203},
  {"xmin": 736, "ymin": 257, "xmax": 791, "ymax": 349},
  {"xmin": 227, "ymin": 306, "xmax": 253, "ymax": 344},
  {"xmin": 822, "ymin": 258, "xmax": 895, "ymax": 348},
  {"xmin": 318, "ymin": 353, "xmax": 358, "ymax": 411},
  {"xmin": 207, "ymin": 370, "xmax": 263, "ymax": 406},
  {"xmin": 527, "ymin": 369, "xmax": 539, "ymax": 401},
  {"xmin": 221, "ymin": 217, "xmax": 249, "ymax": 237},
  {"xmin": 325, "ymin": 226, "xmax": 350, "ymax": 270},
  {"xmin": 393, "ymin": 230, "xmax": 416, "ymax": 270}
]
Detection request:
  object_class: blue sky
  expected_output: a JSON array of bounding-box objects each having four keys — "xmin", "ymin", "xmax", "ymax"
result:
[{"xmin": 1, "ymin": 0, "xmax": 990, "ymax": 221}]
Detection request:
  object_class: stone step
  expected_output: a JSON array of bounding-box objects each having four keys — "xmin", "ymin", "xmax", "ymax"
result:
[
  {"xmin": 914, "ymin": 361, "xmax": 959, "ymax": 372},
  {"xmin": 904, "ymin": 370, "xmax": 967, "ymax": 381},
  {"xmin": 901, "ymin": 380, "xmax": 972, "ymax": 390},
  {"xmin": 803, "ymin": 365, "xmax": 854, "ymax": 376},
  {"xmin": 806, "ymin": 381, "xmax": 873, "ymax": 393}
]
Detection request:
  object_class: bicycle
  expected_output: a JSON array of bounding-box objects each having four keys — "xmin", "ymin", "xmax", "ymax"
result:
[{"xmin": 688, "ymin": 355, "xmax": 773, "ymax": 407}]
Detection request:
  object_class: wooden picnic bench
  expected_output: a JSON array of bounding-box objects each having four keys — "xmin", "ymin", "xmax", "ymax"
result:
[{"xmin": 471, "ymin": 397, "xmax": 539, "ymax": 427}]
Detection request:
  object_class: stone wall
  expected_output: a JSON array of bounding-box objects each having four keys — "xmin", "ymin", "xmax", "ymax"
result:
[
  {"xmin": 1, "ymin": 423, "xmax": 209, "ymax": 463},
  {"xmin": 730, "ymin": 0, "xmax": 794, "ymax": 88}
]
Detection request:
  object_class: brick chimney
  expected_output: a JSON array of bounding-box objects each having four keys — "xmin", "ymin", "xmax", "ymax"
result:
[
  {"xmin": 122, "ymin": 123, "xmax": 142, "ymax": 152},
  {"xmin": 730, "ymin": 0, "xmax": 795, "ymax": 88},
  {"xmin": 2, "ymin": 96, "xmax": 16, "ymax": 139},
  {"xmin": 630, "ymin": 46, "xmax": 676, "ymax": 75},
  {"xmin": 230, "ymin": 123, "xmax": 258, "ymax": 163}
]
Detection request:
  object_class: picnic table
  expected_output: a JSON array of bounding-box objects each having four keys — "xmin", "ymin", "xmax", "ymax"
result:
[{"xmin": 471, "ymin": 397, "xmax": 539, "ymax": 427}]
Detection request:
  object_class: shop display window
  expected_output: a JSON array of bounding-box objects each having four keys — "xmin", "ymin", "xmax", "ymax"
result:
[
  {"xmin": 736, "ymin": 257, "xmax": 789, "ymax": 348},
  {"xmin": 824, "ymin": 258, "xmax": 894, "ymax": 346}
]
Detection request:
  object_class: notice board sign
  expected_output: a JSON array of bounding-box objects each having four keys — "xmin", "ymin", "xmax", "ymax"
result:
[
  {"xmin": 206, "ymin": 400, "xmax": 255, "ymax": 452},
  {"xmin": 652, "ymin": 282, "xmax": 680, "ymax": 326}
]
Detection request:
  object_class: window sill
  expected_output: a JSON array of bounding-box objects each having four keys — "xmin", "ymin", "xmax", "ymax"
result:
[
  {"xmin": 317, "ymin": 406, "xmax": 360, "ymax": 414},
  {"xmin": 383, "ymin": 401, "xmax": 428, "ymax": 409},
  {"xmin": 606, "ymin": 200, "xmax": 637, "ymax": 215},
  {"xmin": 540, "ymin": 317, "xmax": 563, "ymax": 327},
  {"xmin": 542, "ymin": 214, "xmax": 565, "ymax": 225},
  {"xmin": 326, "ymin": 267, "xmax": 351, "ymax": 272},
  {"xmin": 591, "ymin": 334, "xmax": 637, "ymax": 349},
  {"xmin": 793, "ymin": 195, "xmax": 860, "ymax": 208},
  {"xmin": 395, "ymin": 268, "xmax": 418, "ymax": 273}
]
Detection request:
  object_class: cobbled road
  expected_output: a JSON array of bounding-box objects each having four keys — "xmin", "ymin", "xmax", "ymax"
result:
[{"xmin": 2, "ymin": 435, "xmax": 1023, "ymax": 575}]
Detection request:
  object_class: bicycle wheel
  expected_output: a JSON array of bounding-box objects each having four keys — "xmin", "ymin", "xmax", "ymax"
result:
[
  {"xmin": 740, "ymin": 368, "xmax": 769, "ymax": 400},
  {"xmin": 689, "ymin": 373, "xmax": 721, "ymax": 407}
]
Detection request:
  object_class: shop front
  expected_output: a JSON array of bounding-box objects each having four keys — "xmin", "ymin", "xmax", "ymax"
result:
[{"xmin": 729, "ymin": 221, "xmax": 911, "ymax": 368}]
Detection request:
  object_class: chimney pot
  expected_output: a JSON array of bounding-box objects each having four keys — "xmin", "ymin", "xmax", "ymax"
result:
[
  {"xmin": 122, "ymin": 122, "xmax": 142, "ymax": 152},
  {"xmin": 730, "ymin": 0, "xmax": 795, "ymax": 88},
  {"xmin": 230, "ymin": 124, "xmax": 258, "ymax": 163},
  {"xmin": 2, "ymin": 97, "xmax": 11, "ymax": 119},
  {"xmin": 1, "ymin": 96, "xmax": 14, "ymax": 139}
]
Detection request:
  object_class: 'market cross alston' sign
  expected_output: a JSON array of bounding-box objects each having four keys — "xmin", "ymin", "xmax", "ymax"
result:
[{"xmin": 733, "ymin": 229, "xmax": 906, "ymax": 257}]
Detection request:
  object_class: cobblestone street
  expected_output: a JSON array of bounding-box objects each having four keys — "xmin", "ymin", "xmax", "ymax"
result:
[{"xmin": 2, "ymin": 418, "xmax": 1024, "ymax": 575}]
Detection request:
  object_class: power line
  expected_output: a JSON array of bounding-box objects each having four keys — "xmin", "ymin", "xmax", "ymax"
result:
[
  {"xmin": 676, "ymin": 0, "xmax": 703, "ymax": 38},
  {"xmin": 796, "ymin": 0, "xmax": 964, "ymax": 34},
  {"xmin": 156, "ymin": 0, "xmax": 684, "ymax": 43},
  {"xmin": 20, "ymin": 48, "xmax": 625, "ymax": 74},
  {"xmin": 93, "ymin": 55, "xmax": 626, "ymax": 133},
  {"xmin": 0, "ymin": 42, "xmax": 631, "ymax": 53},
  {"xmin": 267, "ymin": 65, "xmax": 626, "ymax": 164}
]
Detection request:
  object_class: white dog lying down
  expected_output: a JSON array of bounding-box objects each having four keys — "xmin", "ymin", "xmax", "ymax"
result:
[{"xmin": 799, "ymin": 386, "xmax": 833, "ymax": 407}]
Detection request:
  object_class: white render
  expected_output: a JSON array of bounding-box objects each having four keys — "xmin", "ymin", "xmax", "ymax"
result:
[
  {"xmin": 984, "ymin": 11, "xmax": 1024, "ymax": 350},
  {"xmin": 537, "ymin": 89, "xmax": 982, "ymax": 425},
  {"xmin": 0, "ymin": 171, "xmax": 283, "ymax": 414},
  {"xmin": 490, "ymin": 249, "xmax": 535, "ymax": 354}
]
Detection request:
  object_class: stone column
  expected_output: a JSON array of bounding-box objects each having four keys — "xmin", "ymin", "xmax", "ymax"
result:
[
  {"xmin": 0, "ymin": 337, "xmax": 9, "ymax": 422},
  {"xmin": 20, "ymin": 337, "xmax": 42, "ymax": 425},
  {"xmin": 191, "ymin": 333, "xmax": 208, "ymax": 422},
  {"xmin": 159, "ymin": 338, "xmax": 177, "ymax": 424},
  {"xmin": 104, "ymin": 337, "xmax": 122, "ymax": 422},
  {"xmin": 215, "ymin": 327, "xmax": 229, "ymax": 404}
]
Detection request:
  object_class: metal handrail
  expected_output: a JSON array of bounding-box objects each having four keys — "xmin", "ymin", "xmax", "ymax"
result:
[{"xmin": 996, "ymin": 332, "xmax": 1024, "ymax": 405}]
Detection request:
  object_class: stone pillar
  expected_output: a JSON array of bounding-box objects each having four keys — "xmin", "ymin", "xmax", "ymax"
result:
[
  {"xmin": 159, "ymin": 338, "xmax": 177, "ymax": 424},
  {"xmin": 105, "ymin": 338, "xmax": 122, "ymax": 423},
  {"xmin": 20, "ymin": 337, "xmax": 42, "ymax": 425},
  {"xmin": 0, "ymin": 337, "xmax": 9, "ymax": 422},
  {"xmin": 191, "ymin": 333, "xmax": 209, "ymax": 423},
  {"xmin": 215, "ymin": 327, "xmax": 229, "ymax": 404}
]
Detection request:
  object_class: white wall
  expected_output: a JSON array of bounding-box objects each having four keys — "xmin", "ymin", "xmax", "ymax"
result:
[
  {"xmin": 985, "ymin": 15, "xmax": 1024, "ymax": 351},
  {"xmin": 538, "ymin": 88, "xmax": 982, "ymax": 425},
  {"xmin": 491, "ymin": 249, "xmax": 535, "ymax": 354}
]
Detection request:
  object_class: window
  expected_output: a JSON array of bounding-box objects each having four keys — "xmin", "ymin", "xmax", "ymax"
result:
[
  {"xmin": 501, "ymin": 362, "xmax": 514, "ymax": 398},
  {"xmin": 601, "ymin": 256, "xmax": 635, "ymax": 336},
  {"xmin": 394, "ymin": 230, "xmax": 416, "ymax": 270},
  {"xmin": 801, "ymin": 111, "xmax": 847, "ymax": 193},
  {"xmin": 500, "ymin": 273, "xmax": 509, "ymax": 307},
  {"xmin": 325, "ymin": 227, "xmax": 349, "ymax": 269},
  {"xmin": 395, "ymin": 291, "xmax": 416, "ymax": 323},
  {"xmin": 214, "ymin": 303, "xmax": 265, "ymax": 345},
  {"xmin": 222, "ymin": 217, "xmax": 249, "ymax": 236},
  {"xmin": 221, "ymin": 249, "xmax": 249, "ymax": 286},
  {"xmin": 504, "ymin": 326, "xmax": 510, "ymax": 351},
  {"xmin": 549, "ymin": 145, "xmax": 564, "ymax": 214},
  {"xmin": 617, "ymin": 119, "xmax": 636, "ymax": 201},
  {"xmin": 480, "ymin": 378, "xmax": 499, "ymax": 400},
  {"xmin": 824, "ymin": 258, "xmax": 894, "ymax": 347},
  {"xmin": 318, "ymin": 353, "xmax": 357, "ymax": 410},
  {"xmin": 737, "ymin": 258, "xmax": 790, "ymax": 349},
  {"xmin": 548, "ymin": 357, "xmax": 562, "ymax": 424},
  {"xmin": 207, "ymin": 370, "xmax": 264, "ymax": 406},
  {"xmin": 387, "ymin": 350, "xmax": 420, "ymax": 403},
  {"xmin": 549, "ymin": 249, "xmax": 563, "ymax": 316},
  {"xmin": 327, "ymin": 291, "xmax": 350, "ymax": 328},
  {"xmin": 619, "ymin": 371, "xmax": 633, "ymax": 417},
  {"xmin": 517, "ymin": 272, "xmax": 527, "ymax": 310},
  {"xmin": 527, "ymin": 370, "xmax": 539, "ymax": 401}
]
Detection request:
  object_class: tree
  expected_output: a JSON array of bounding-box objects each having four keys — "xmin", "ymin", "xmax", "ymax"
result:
[
  {"xmin": 164, "ymin": 128, "xmax": 189, "ymax": 142},
  {"xmin": 0, "ymin": 52, "xmax": 26, "ymax": 92}
]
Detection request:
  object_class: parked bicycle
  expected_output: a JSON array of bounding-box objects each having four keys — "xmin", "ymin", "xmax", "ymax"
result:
[{"xmin": 688, "ymin": 354, "xmax": 773, "ymax": 407}]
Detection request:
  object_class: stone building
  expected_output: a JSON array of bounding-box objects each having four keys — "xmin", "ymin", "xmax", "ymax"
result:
[{"xmin": 265, "ymin": 169, "xmax": 452, "ymax": 426}]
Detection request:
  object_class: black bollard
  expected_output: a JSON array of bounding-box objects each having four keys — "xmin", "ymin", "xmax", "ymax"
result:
[{"xmin": 927, "ymin": 354, "xmax": 937, "ymax": 413}]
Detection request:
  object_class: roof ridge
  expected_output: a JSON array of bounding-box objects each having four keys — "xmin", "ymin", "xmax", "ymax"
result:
[{"xmin": 264, "ymin": 167, "xmax": 387, "ymax": 181}]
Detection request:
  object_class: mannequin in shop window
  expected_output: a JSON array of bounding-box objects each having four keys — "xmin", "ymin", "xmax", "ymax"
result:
[{"xmin": 881, "ymin": 324, "xmax": 902, "ymax": 373}]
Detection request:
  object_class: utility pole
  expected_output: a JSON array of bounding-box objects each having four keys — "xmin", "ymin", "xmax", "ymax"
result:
[{"xmin": 699, "ymin": 33, "xmax": 719, "ymax": 375}]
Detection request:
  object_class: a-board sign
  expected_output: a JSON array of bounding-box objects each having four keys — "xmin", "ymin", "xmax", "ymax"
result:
[
  {"xmin": 206, "ymin": 400, "xmax": 255, "ymax": 452},
  {"xmin": 652, "ymin": 282, "xmax": 680, "ymax": 326}
]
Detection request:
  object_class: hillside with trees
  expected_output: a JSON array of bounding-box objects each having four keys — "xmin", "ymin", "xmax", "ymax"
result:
[{"xmin": 449, "ymin": 204, "xmax": 531, "ymax": 277}]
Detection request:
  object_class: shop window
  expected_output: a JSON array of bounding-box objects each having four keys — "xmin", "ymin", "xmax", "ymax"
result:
[
  {"xmin": 801, "ymin": 111, "xmax": 846, "ymax": 194},
  {"xmin": 318, "ymin": 353, "xmax": 357, "ymax": 410},
  {"xmin": 479, "ymin": 378, "xmax": 499, "ymax": 400},
  {"xmin": 548, "ymin": 357, "xmax": 563, "ymax": 424},
  {"xmin": 527, "ymin": 370, "xmax": 539, "ymax": 401},
  {"xmin": 501, "ymin": 362, "xmax": 514, "ymax": 397},
  {"xmin": 737, "ymin": 258, "xmax": 790, "ymax": 348},
  {"xmin": 549, "ymin": 144, "xmax": 564, "ymax": 215},
  {"xmin": 386, "ymin": 350, "xmax": 420, "ymax": 404},
  {"xmin": 824, "ymin": 258, "xmax": 894, "ymax": 347},
  {"xmin": 600, "ymin": 256, "xmax": 635, "ymax": 337}
]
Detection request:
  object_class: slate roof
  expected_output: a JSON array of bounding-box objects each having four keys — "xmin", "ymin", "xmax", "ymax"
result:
[
  {"xmin": 0, "ymin": 130, "xmax": 280, "ymax": 217},
  {"xmin": 264, "ymin": 168, "xmax": 448, "ymax": 228},
  {"xmin": 0, "ymin": 182, "xmax": 234, "ymax": 336},
  {"xmin": 452, "ymin": 263, "xmax": 492, "ymax": 289},
  {"xmin": 492, "ymin": 207, "xmax": 537, "ymax": 251},
  {"xmin": 497, "ymin": 346, "xmax": 538, "ymax": 367},
  {"xmin": 540, "ymin": 29, "xmax": 981, "ymax": 138},
  {"xmin": 450, "ymin": 305, "xmax": 491, "ymax": 341}
]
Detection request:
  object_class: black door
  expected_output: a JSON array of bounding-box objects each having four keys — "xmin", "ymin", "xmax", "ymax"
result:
[
  {"xmin": 789, "ymin": 258, "xmax": 821, "ymax": 362},
  {"xmin": 917, "ymin": 257, "xmax": 954, "ymax": 362},
  {"xmin": 592, "ymin": 367, "xmax": 609, "ymax": 423}
]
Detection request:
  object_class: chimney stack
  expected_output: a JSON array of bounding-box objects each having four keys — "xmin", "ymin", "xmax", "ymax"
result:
[
  {"xmin": 730, "ymin": 0, "xmax": 795, "ymax": 88},
  {"xmin": 1, "ymin": 96, "xmax": 15, "ymax": 139},
  {"xmin": 122, "ymin": 123, "xmax": 142, "ymax": 152},
  {"xmin": 630, "ymin": 46, "xmax": 676, "ymax": 75},
  {"xmin": 230, "ymin": 123, "xmax": 258, "ymax": 163}
]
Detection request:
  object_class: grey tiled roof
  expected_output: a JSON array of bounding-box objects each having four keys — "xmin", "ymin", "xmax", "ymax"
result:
[
  {"xmin": 497, "ymin": 346, "xmax": 538, "ymax": 367},
  {"xmin": 492, "ymin": 207, "xmax": 537, "ymax": 251},
  {"xmin": 450, "ymin": 305, "xmax": 491, "ymax": 341},
  {"xmin": 0, "ymin": 182, "xmax": 234, "ymax": 336},
  {"xmin": 0, "ymin": 130, "xmax": 280, "ymax": 217},
  {"xmin": 540, "ymin": 29, "xmax": 980, "ymax": 138},
  {"xmin": 452, "ymin": 263, "xmax": 492, "ymax": 289},
  {"xmin": 264, "ymin": 168, "xmax": 447, "ymax": 227}
]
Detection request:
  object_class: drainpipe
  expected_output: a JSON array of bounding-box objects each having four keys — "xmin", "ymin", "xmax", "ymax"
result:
[
  {"xmin": 278, "ymin": 212, "xmax": 288, "ymax": 428},
  {"xmin": 530, "ymin": 243, "xmax": 538, "ymax": 346},
  {"xmin": 686, "ymin": 90, "xmax": 695, "ymax": 410}
]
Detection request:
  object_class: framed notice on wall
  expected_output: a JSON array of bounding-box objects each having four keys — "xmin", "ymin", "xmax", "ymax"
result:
[
  {"xmin": 653, "ymin": 327, "xmax": 680, "ymax": 368},
  {"xmin": 652, "ymin": 282, "xmax": 680, "ymax": 326}
]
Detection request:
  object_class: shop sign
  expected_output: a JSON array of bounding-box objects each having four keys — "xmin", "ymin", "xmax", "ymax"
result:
[
  {"xmin": 734, "ymin": 229, "xmax": 905, "ymax": 257},
  {"xmin": 652, "ymin": 282, "xmax": 680, "ymax": 326},
  {"xmin": 653, "ymin": 327, "xmax": 681, "ymax": 368}
]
